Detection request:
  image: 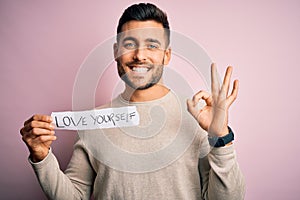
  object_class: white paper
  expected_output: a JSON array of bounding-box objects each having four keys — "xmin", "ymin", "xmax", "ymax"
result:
[{"xmin": 51, "ymin": 106, "xmax": 139, "ymax": 130}]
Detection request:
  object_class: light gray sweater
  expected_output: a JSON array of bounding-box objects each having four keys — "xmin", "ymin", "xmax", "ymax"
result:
[{"xmin": 30, "ymin": 91, "xmax": 245, "ymax": 199}]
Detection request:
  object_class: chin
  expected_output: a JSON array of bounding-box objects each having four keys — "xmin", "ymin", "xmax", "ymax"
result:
[
  {"xmin": 135, "ymin": 83, "xmax": 156, "ymax": 90},
  {"xmin": 124, "ymin": 80, "xmax": 155, "ymax": 90}
]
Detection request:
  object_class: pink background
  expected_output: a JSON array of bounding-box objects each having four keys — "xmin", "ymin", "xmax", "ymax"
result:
[{"xmin": 1, "ymin": 0, "xmax": 300, "ymax": 199}]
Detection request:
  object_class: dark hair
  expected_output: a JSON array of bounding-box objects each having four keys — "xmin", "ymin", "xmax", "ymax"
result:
[{"xmin": 117, "ymin": 3, "xmax": 170, "ymax": 46}]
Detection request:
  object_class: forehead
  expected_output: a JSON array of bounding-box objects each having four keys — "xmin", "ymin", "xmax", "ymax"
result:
[
  {"xmin": 119, "ymin": 20, "xmax": 166, "ymax": 43},
  {"xmin": 121, "ymin": 20, "xmax": 164, "ymax": 31}
]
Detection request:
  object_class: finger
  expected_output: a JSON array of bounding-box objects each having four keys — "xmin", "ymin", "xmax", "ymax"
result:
[
  {"xmin": 20, "ymin": 126, "xmax": 28, "ymax": 136},
  {"xmin": 35, "ymin": 135, "xmax": 57, "ymax": 143},
  {"xmin": 30, "ymin": 127, "xmax": 55, "ymax": 137},
  {"xmin": 187, "ymin": 99, "xmax": 197, "ymax": 115},
  {"xmin": 32, "ymin": 120, "xmax": 54, "ymax": 130},
  {"xmin": 211, "ymin": 63, "xmax": 220, "ymax": 95},
  {"xmin": 22, "ymin": 120, "xmax": 54, "ymax": 133},
  {"xmin": 221, "ymin": 66, "xmax": 233, "ymax": 95},
  {"xmin": 24, "ymin": 114, "xmax": 52, "ymax": 126},
  {"xmin": 227, "ymin": 79, "xmax": 239, "ymax": 107},
  {"xmin": 24, "ymin": 135, "xmax": 57, "ymax": 147},
  {"xmin": 192, "ymin": 90, "xmax": 213, "ymax": 106}
]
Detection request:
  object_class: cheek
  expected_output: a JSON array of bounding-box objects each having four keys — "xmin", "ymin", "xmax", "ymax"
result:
[
  {"xmin": 118, "ymin": 52, "xmax": 134, "ymax": 64},
  {"xmin": 152, "ymin": 54, "xmax": 165, "ymax": 64}
]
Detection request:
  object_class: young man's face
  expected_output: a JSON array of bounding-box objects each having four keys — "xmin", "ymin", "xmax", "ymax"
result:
[{"xmin": 114, "ymin": 20, "xmax": 171, "ymax": 90}]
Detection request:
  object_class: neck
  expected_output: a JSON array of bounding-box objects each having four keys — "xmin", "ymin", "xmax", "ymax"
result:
[{"xmin": 122, "ymin": 83, "xmax": 170, "ymax": 102}]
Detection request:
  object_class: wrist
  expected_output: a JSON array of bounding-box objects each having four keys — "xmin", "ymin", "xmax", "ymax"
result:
[
  {"xmin": 30, "ymin": 149, "xmax": 50, "ymax": 163},
  {"xmin": 208, "ymin": 126, "xmax": 234, "ymax": 147}
]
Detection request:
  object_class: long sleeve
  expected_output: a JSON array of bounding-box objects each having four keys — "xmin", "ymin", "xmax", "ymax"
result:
[
  {"xmin": 199, "ymin": 144, "xmax": 245, "ymax": 200},
  {"xmin": 29, "ymin": 141, "xmax": 96, "ymax": 200}
]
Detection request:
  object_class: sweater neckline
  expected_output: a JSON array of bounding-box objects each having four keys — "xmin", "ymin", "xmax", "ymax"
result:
[{"xmin": 117, "ymin": 89, "xmax": 173, "ymax": 105}]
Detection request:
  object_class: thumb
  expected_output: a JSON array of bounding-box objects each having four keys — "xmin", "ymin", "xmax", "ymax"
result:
[{"xmin": 187, "ymin": 99, "xmax": 198, "ymax": 119}]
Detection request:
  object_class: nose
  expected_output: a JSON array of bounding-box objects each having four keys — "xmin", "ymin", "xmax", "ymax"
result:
[{"xmin": 133, "ymin": 47, "xmax": 147, "ymax": 61}]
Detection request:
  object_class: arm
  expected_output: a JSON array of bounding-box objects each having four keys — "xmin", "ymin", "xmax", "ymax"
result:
[
  {"xmin": 30, "ymin": 141, "xmax": 95, "ymax": 200},
  {"xmin": 21, "ymin": 115, "xmax": 95, "ymax": 199},
  {"xmin": 187, "ymin": 64, "xmax": 245, "ymax": 199},
  {"xmin": 199, "ymin": 140, "xmax": 245, "ymax": 200}
]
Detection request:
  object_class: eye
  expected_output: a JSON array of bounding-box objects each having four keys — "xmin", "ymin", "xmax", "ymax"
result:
[
  {"xmin": 147, "ymin": 44, "xmax": 159, "ymax": 49},
  {"xmin": 123, "ymin": 42, "xmax": 136, "ymax": 49}
]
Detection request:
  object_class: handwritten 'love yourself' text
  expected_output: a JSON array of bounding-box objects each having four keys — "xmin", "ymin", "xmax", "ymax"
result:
[{"xmin": 51, "ymin": 106, "xmax": 139, "ymax": 130}]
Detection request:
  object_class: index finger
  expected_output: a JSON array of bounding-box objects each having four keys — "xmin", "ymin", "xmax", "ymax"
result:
[{"xmin": 24, "ymin": 114, "xmax": 52, "ymax": 126}]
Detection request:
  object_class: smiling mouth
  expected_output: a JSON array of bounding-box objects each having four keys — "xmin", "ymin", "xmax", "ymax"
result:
[
  {"xmin": 128, "ymin": 64, "xmax": 152, "ymax": 73},
  {"xmin": 132, "ymin": 67, "xmax": 149, "ymax": 73}
]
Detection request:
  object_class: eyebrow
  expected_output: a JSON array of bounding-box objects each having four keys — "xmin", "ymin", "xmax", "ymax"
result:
[
  {"xmin": 122, "ymin": 37, "xmax": 161, "ymax": 45},
  {"xmin": 145, "ymin": 38, "xmax": 161, "ymax": 45},
  {"xmin": 122, "ymin": 36, "xmax": 137, "ymax": 43}
]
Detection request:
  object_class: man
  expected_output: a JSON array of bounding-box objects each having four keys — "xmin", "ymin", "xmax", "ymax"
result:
[{"xmin": 20, "ymin": 3, "xmax": 245, "ymax": 199}]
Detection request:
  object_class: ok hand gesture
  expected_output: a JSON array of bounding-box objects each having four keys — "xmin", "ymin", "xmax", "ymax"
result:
[{"xmin": 187, "ymin": 63, "xmax": 239, "ymax": 137}]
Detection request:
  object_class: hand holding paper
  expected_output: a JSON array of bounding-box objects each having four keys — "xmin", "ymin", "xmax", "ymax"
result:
[
  {"xmin": 20, "ymin": 114, "xmax": 56, "ymax": 162},
  {"xmin": 20, "ymin": 106, "xmax": 140, "ymax": 162}
]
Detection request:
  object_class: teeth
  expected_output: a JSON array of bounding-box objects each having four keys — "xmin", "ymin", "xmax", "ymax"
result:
[{"xmin": 132, "ymin": 67, "xmax": 148, "ymax": 73}]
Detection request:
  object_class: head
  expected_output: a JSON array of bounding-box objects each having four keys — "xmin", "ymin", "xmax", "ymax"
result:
[
  {"xmin": 114, "ymin": 3, "xmax": 171, "ymax": 90},
  {"xmin": 117, "ymin": 3, "xmax": 170, "ymax": 47}
]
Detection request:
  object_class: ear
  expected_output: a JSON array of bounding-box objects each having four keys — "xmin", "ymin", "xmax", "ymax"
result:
[
  {"xmin": 163, "ymin": 47, "xmax": 171, "ymax": 65},
  {"xmin": 113, "ymin": 43, "xmax": 118, "ymax": 61}
]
